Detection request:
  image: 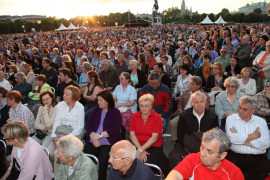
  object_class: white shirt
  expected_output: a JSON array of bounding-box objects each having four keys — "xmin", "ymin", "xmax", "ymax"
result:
[
  {"xmin": 193, "ymin": 109, "xmax": 205, "ymax": 131},
  {"xmin": 16, "ymin": 148, "xmax": 23, "ymax": 161},
  {"xmin": 51, "ymin": 101, "xmax": 84, "ymax": 138},
  {"xmin": 0, "ymin": 79, "xmax": 11, "ymax": 91},
  {"xmin": 226, "ymin": 113, "xmax": 270, "ymax": 155},
  {"xmin": 68, "ymin": 156, "xmax": 80, "ymax": 177}
]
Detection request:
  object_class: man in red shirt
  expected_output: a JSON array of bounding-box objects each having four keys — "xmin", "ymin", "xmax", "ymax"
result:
[{"xmin": 166, "ymin": 128, "xmax": 244, "ymax": 180}]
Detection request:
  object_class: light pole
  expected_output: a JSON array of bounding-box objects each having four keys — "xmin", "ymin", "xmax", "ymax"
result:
[
  {"xmin": 37, "ymin": 20, "xmax": 41, "ymax": 31},
  {"xmin": 22, "ymin": 25, "xmax": 25, "ymax": 33},
  {"xmin": 163, "ymin": 10, "xmax": 167, "ymax": 28},
  {"xmin": 152, "ymin": 7, "xmax": 155, "ymax": 26},
  {"xmin": 86, "ymin": 21, "xmax": 88, "ymax": 29}
]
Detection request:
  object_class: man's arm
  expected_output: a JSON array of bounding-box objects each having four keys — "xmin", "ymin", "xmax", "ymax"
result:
[{"xmin": 166, "ymin": 170, "xmax": 184, "ymax": 180}]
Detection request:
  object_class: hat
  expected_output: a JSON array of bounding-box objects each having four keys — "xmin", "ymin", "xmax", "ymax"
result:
[
  {"xmin": 264, "ymin": 79, "xmax": 270, "ymax": 85},
  {"xmin": 260, "ymin": 34, "xmax": 269, "ymax": 42}
]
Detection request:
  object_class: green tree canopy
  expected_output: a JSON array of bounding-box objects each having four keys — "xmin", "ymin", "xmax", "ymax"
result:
[
  {"xmin": 239, "ymin": 13, "xmax": 245, "ymax": 23},
  {"xmin": 215, "ymin": 13, "xmax": 222, "ymax": 21},
  {"xmin": 208, "ymin": 13, "xmax": 215, "ymax": 21},
  {"xmin": 224, "ymin": 13, "xmax": 232, "ymax": 21},
  {"xmin": 246, "ymin": 12, "xmax": 256, "ymax": 22},
  {"xmin": 253, "ymin": 8, "xmax": 262, "ymax": 14},
  {"xmin": 220, "ymin": 8, "xmax": 230, "ymax": 16},
  {"xmin": 200, "ymin": 13, "xmax": 207, "ymax": 22},
  {"xmin": 232, "ymin": 13, "xmax": 239, "ymax": 22},
  {"xmin": 183, "ymin": 14, "xmax": 190, "ymax": 21}
]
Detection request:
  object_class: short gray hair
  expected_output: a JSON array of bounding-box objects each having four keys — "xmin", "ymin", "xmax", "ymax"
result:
[
  {"xmin": 53, "ymin": 48, "xmax": 58, "ymax": 52},
  {"xmin": 14, "ymin": 72, "xmax": 26, "ymax": 80},
  {"xmin": 190, "ymin": 91, "xmax": 206, "ymax": 103},
  {"xmin": 224, "ymin": 77, "xmax": 239, "ymax": 89},
  {"xmin": 123, "ymin": 49, "xmax": 130, "ymax": 54},
  {"xmin": 103, "ymin": 59, "xmax": 112, "ymax": 68},
  {"xmin": 239, "ymin": 95, "xmax": 257, "ymax": 109},
  {"xmin": 202, "ymin": 128, "xmax": 231, "ymax": 155},
  {"xmin": 56, "ymin": 135, "xmax": 84, "ymax": 159},
  {"xmin": 130, "ymin": 60, "xmax": 139, "ymax": 67},
  {"xmin": 130, "ymin": 147, "xmax": 136, "ymax": 160},
  {"xmin": 148, "ymin": 72, "xmax": 160, "ymax": 81},
  {"xmin": 82, "ymin": 62, "xmax": 93, "ymax": 72},
  {"xmin": 138, "ymin": 94, "xmax": 154, "ymax": 105},
  {"xmin": 190, "ymin": 76, "xmax": 202, "ymax": 88}
]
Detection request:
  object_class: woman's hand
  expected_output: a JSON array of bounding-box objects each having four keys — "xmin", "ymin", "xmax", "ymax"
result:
[
  {"xmin": 140, "ymin": 151, "xmax": 150, "ymax": 163},
  {"xmin": 136, "ymin": 149, "xmax": 142, "ymax": 159},
  {"xmin": 240, "ymin": 89, "xmax": 245, "ymax": 93},
  {"xmin": 32, "ymin": 93, "xmax": 39, "ymax": 97},
  {"xmin": 174, "ymin": 96, "xmax": 180, "ymax": 101},
  {"xmin": 90, "ymin": 132, "xmax": 100, "ymax": 141},
  {"xmin": 52, "ymin": 137, "xmax": 58, "ymax": 146},
  {"xmin": 92, "ymin": 139, "xmax": 101, "ymax": 147},
  {"xmin": 172, "ymin": 93, "xmax": 176, "ymax": 98},
  {"xmin": 257, "ymin": 69, "xmax": 262, "ymax": 74}
]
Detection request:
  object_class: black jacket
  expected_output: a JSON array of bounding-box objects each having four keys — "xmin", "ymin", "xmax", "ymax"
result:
[
  {"xmin": 177, "ymin": 107, "xmax": 219, "ymax": 148},
  {"xmin": 0, "ymin": 105, "xmax": 10, "ymax": 128},
  {"xmin": 40, "ymin": 67, "xmax": 58, "ymax": 87},
  {"xmin": 99, "ymin": 68, "xmax": 120, "ymax": 91},
  {"xmin": 161, "ymin": 72, "xmax": 171, "ymax": 90},
  {"xmin": 126, "ymin": 69, "xmax": 147, "ymax": 89},
  {"xmin": 205, "ymin": 75, "xmax": 228, "ymax": 93}
]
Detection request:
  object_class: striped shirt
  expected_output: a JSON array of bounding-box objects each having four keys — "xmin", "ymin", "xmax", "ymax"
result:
[{"xmin": 226, "ymin": 113, "xmax": 270, "ymax": 154}]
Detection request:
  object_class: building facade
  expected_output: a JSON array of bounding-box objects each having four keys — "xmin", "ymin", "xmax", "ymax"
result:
[
  {"xmin": 238, "ymin": 1, "xmax": 270, "ymax": 14},
  {"xmin": 0, "ymin": 15, "xmax": 47, "ymax": 22}
]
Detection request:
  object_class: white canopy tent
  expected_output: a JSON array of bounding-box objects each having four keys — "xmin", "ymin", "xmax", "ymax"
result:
[
  {"xmin": 200, "ymin": 15, "xmax": 214, "ymax": 24},
  {"xmin": 214, "ymin": 16, "xmax": 228, "ymax": 24},
  {"xmin": 55, "ymin": 23, "xmax": 68, "ymax": 31},
  {"xmin": 79, "ymin": 26, "xmax": 87, "ymax": 30},
  {"xmin": 67, "ymin": 23, "xmax": 79, "ymax": 30}
]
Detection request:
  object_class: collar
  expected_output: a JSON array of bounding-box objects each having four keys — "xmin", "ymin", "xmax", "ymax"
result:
[
  {"xmin": 119, "ymin": 158, "xmax": 137, "ymax": 178},
  {"xmin": 236, "ymin": 113, "xmax": 255, "ymax": 122},
  {"xmin": 192, "ymin": 108, "xmax": 205, "ymax": 118},
  {"xmin": 68, "ymin": 156, "xmax": 80, "ymax": 169},
  {"xmin": 13, "ymin": 102, "xmax": 22, "ymax": 111}
]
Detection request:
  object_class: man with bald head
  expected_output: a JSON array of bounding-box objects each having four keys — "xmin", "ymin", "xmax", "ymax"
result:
[
  {"xmin": 108, "ymin": 140, "xmax": 156, "ymax": 180},
  {"xmin": 233, "ymin": 35, "xmax": 252, "ymax": 69}
]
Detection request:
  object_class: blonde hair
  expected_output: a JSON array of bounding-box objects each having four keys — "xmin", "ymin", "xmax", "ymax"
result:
[
  {"xmin": 212, "ymin": 62, "xmax": 224, "ymax": 76},
  {"xmin": 1, "ymin": 121, "xmax": 29, "ymax": 143},
  {"xmin": 22, "ymin": 64, "xmax": 32, "ymax": 73},
  {"xmin": 117, "ymin": 54, "xmax": 125, "ymax": 63},
  {"xmin": 240, "ymin": 67, "xmax": 252, "ymax": 78},
  {"xmin": 62, "ymin": 55, "xmax": 72, "ymax": 62},
  {"xmin": 138, "ymin": 94, "xmax": 154, "ymax": 105}
]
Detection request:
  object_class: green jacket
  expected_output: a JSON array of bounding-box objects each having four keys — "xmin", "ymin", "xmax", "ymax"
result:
[
  {"xmin": 55, "ymin": 153, "xmax": 98, "ymax": 180},
  {"xmin": 28, "ymin": 83, "xmax": 51, "ymax": 100}
]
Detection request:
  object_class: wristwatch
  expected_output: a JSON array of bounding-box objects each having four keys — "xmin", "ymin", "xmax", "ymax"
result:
[
  {"xmin": 138, "ymin": 148, "xmax": 143, "ymax": 152},
  {"xmin": 99, "ymin": 133, "xmax": 103, "ymax": 139}
]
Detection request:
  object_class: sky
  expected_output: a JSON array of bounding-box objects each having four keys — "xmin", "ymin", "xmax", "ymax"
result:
[{"xmin": 0, "ymin": 0, "xmax": 267, "ymax": 19}]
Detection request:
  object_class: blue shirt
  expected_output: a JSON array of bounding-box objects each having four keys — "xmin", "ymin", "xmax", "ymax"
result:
[
  {"xmin": 79, "ymin": 72, "xmax": 88, "ymax": 85},
  {"xmin": 13, "ymin": 82, "xmax": 32, "ymax": 104},
  {"xmin": 113, "ymin": 84, "xmax": 137, "ymax": 113}
]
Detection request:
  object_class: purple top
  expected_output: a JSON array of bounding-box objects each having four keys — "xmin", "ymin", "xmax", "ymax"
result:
[
  {"xmin": 90, "ymin": 109, "xmax": 111, "ymax": 145},
  {"xmin": 210, "ymin": 51, "xmax": 219, "ymax": 63}
]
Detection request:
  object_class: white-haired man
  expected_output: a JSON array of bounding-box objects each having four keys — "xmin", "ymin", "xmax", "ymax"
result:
[
  {"xmin": 99, "ymin": 60, "xmax": 119, "ymax": 91},
  {"xmin": 108, "ymin": 140, "xmax": 156, "ymax": 180},
  {"xmin": 226, "ymin": 96, "xmax": 270, "ymax": 179},
  {"xmin": 55, "ymin": 135, "xmax": 98, "ymax": 180},
  {"xmin": 50, "ymin": 48, "xmax": 63, "ymax": 67}
]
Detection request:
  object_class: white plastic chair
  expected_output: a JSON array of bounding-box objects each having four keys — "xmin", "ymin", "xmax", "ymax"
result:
[
  {"xmin": 74, "ymin": 74, "xmax": 79, "ymax": 83},
  {"xmin": 84, "ymin": 153, "xmax": 99, "ymax": 171},
  {"xmin": 145, "ymin": 163, "xmax": 163, "ymax": 180},
  {"xmin": 0, "ymin": 140, "xmax": 6, "ymax": 155},
  {"xmin": 51, "ymin": 87, "xmax": 55, "ymax": 94}
]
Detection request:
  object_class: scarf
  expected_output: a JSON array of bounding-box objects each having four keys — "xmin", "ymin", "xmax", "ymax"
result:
[{"xmin": 36, "ymin": 83, "xmax": 44, "ymax": 93}]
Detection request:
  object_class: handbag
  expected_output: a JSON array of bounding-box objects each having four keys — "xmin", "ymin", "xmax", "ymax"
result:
[
  {"xmin": 6, "ymin": 158, "xmax": 20, "ymax": 180},
  {"xmin": 35, "ymin": 129, "xmax": 47, "ymax": 140}
]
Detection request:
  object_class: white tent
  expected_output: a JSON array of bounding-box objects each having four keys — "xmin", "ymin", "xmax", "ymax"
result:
[
  {"xmin": 79, "ymin": 26, "xmax": 87, "ymax": 30},
  {"xmin": 55, "ymin": 23, "xmax": 68, "ymax": 31},
  {"xmin": 200, "ymin": 15, "xmax": 214, "ymax": 24},
  {"xmin": 214, "ymin": 16, "xmax": 228, "ymax": 24},
  {"xmin": 67, "ymin": 23, "xmax": 79, "ymax": 30}
]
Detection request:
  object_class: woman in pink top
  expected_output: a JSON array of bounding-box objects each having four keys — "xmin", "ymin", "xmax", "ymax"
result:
[{"xmin": 1, "ymin": 121, "xmax": 54, "ymax": 180}]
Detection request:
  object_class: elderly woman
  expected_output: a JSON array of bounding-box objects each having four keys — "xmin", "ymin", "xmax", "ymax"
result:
[
  {"xmin": 126, "ymin": 60, "xmax": 147, "ymax": 89},
  {"xmin": 1, "ymin": 121, "xmax": 54, "ymax": 180},
  {"xmin": 52, "ymin": 85, "xmax": 84, "ymax": 174},
  {"xmin": 13, "ymin": 72, "xmax": 32, "ymax": 104},
  {"xmin": 79, "ymin": 62, "xmax": 93, "ymax": 86},
  {"xmin": 31, "ymin": 90, "xmax": 57, "ymax": 160},
  {"xmin": 253, "ymin": 40, "xmax": 270, "ymax": 92},
  {"xmin": 8, "ymin": 65, "xmax": 18, "ymax": 86},
  {"xmin": 224, "ymin": 56, "xmax": 241, "ymax": 78},
  {"xmin": 115, "ymin": 54, "xmax": 129, "ymax": 76},
  {"xmin": 28, "ymin": 75, "xmax": 51, "ymax": 109},
  {"xmin": 84, "ymin": 90, "xmax": 122, "ymax": 180},
  {"xmin": 83, "ymin": 71, "xmax": 104, "ymax": 122},
  {"xmin": 173, "ymin": 64, "xmax": 192, "ymax": 99},
  {"xmin": 130, "ymin": 94, "xmax": 170, "ymax": 176},
  {"xmin": 55, "ymin": 135, "xmax": 98, "ymax": 180},
  {"xmin": 0, "ymin": 86, "xmax": 10, "ymax": 132},
  {"xmin": 113, "ymin": 72, "xmax": 137, "ymax": 138},
  {"xmin": 238, "ymin": 67, "xmax": 256, "ymax": 96},
  {"xmin": 215, "ymin": 77, "xmax": 245, "ymax": 131}
]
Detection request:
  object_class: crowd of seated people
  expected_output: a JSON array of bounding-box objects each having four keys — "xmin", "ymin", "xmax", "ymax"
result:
[{"xmin": 0, "ymin": 23, "xmax": 270, "ymax": 180}]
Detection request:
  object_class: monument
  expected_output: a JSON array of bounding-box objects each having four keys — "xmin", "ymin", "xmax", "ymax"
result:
[{"xmin": 152, "ymin": 0, "xmax": 162, "ymax": 25}]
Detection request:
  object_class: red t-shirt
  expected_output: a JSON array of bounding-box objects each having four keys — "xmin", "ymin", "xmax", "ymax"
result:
[
  {"xmin": 129, "ymin": 110, "xmax": 163, "ymax": 147},
  {"xmin": 173, "ymin": 153, "xmax": 244, "ymax": 180}
]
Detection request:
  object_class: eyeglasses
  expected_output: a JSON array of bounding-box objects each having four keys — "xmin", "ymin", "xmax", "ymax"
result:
[
  {"xmin": 221, "ymin": 51, "xmax": 226, "ymax": 53},
  {"xmin": 109, "ymin": 152, "xmax": 129, "ymax": 162},
  {"xmin": 139, "ymin": 105, "xmax": 151, "ymax": 109},
  {"xmin": 227, "ymin": 85, "xmax": 236, "ymax": 89}
]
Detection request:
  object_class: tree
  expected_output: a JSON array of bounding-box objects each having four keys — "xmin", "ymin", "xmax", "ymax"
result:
[
  {"xmin": 238, "ymin": 13, "xmax": 245, "ymax": 23},
  {"xmin": 41, "ymin": 19, "xmax": 52, "ymax": 31},
  {"xmin": 220, "ymin": 8, "xmax": 230, "ymax": 16},
  {"xmin": 232, "ymin": 13, "xmax": 239, "ymax": 22},
  {"xmin": 191, "ymin": 14, "xmax": 200, "ymax": 23},
  {"xmin": 215, "ymin": 13, "xmax": 222, "ymax": 21},
  {"xmin": 0, "ymin": 22, "xmax": 10, "ymax": 34},
  {"xmin": 253, "ymin": 8, "xmax": 262, "ymax": 14},
  {"xmin": 246, "ymin": 12, "xmax": 256, "ymax": 22},
  {"xmin": 224, "ymin": 13, "xmax": 232, "ymax": 21},
  {"xmin": 200, "ymin": 13, "xmax": 207, "ymax": 22},
  {"xmin": 14, "ymin": 19, "xmax": 26, "ymax": 33},
  {"xmin": 183, "ymin": 14, "xmax": 190, "ymax": 22},
  {"xmin": 208, "ymin": 13, "xmax": 215, "ymax": 21}
]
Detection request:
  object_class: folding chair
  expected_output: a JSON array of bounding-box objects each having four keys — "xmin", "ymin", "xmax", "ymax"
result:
[
  {"xmin": 84, "ymin": 153, "xmax": 99, "ymax": 171},
  {"xmin": 0, "ymin": 140, "xmax": 6, "ymax": 155},
  {"xmin": 51, "ymin": 87, "xmax": 55, "ymax": 94},
  {"xmin": 74, "ymin": 74, "xmax": 79, "ymax": 83},
  {"xmin": 145, "ymin": 163, "xmax": 163, "ymax": 180}
]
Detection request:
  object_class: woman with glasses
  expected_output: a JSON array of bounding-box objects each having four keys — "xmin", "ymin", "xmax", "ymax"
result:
[
  {"xmin": 130, "ymin": 46, "xmax": 138, "ymax": 60},
  {"xmin": 215, "ymin": 77, "xmax": 245, "ymax": 131},
  {"xmin": 129, "ymin": 94, "xmax": 170, "ymax": 177},
  {"xmin": 84, "ymin": 90, "xmax": 122, "ymax": 180},
  {"xmin": 1, "ymin": 121, "xmax": 54, "ymax": 180}
]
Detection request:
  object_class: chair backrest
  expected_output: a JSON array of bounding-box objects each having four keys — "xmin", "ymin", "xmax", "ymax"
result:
[
  {"xmin": 10, "ymin": 85, "xmax": 13, "ymax": 90},
  {"xmin": 84, "ymin": 153, "xmax": 99, "ymax": 171},
  {"xmin": 145, "ymin": 163, "xmax": 163, "ymax": 180},
  {"xmin": 34, "ymin": 74, "xmax": 39, "ymax": 77},
  {"xmin": 74, "ymin": 74, "xmax": 79, "ymax": 83},
  {"xmin": 51, "ymin": 87, "xmax": 55, "ymax": 94},
  {"xmin": 42, "ymin": 146, "xmax": 49, "ymax": 157},
  {"xmin": 0, "ymin": 140, "xmax": 6, "ymax": 155}
]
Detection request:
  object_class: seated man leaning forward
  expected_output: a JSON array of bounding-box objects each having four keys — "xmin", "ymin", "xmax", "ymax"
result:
[
  {"xmin": 108, "ymin": 140, "xmax": 156, "ymax": 180},
  {"xmin": 166, "ymin": 128, "xmax": 244, "ymax": 180},
  {"xmin": 54, "ymin": 135, "xmax": 98, "ymax": 180}
]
